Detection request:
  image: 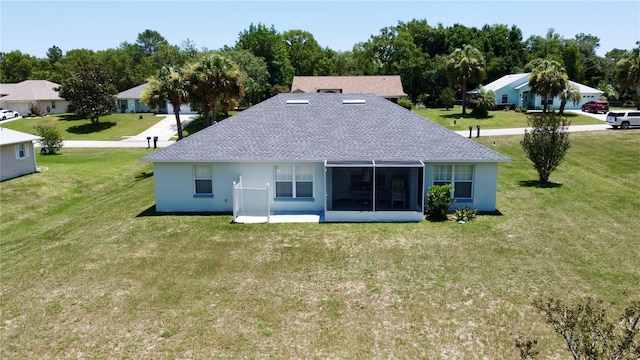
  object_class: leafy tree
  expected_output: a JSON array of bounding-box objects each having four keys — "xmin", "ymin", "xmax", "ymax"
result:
[
  {"xmin": 445, "ymin": 44, "xmax": 486, "ymax": 114},
  {"xmin": 186, "ymin": 53, "xmax": 244, "ymax": 126},
  {"xmin": 520, "ymin": 112, "xmax": 571, "ymax": 184},
  {"xmin": 528, "ymin": 59, "xmax": 568, "ymax": 113},
  {"xmin": 222, "ymin": 47, "xmax": 269, "ymax": 106},
  {"xmin": 34, "ymin": 123, "xmax": 63, "ymax": 154},
  {"xmin": 46, "ymin": 45, "xmax": 63, "ymax": 64},
  {"xmin": 142, "ymin": 66, "xmax": 189, "ymax": 140},
  {"xmin": 236, "ymin": 23, "xmax": 293, "ymax": 98},
  {"xmin": 615, "ymin": 50, "xmax": 640, "ymax": 108},
  {"xmin": 57, "ymin": 62, "xmax": 117, "ymax": 124},
  {"xmin": 282, "ymin": 29, "xmax": 325, "ymax": 76},
  {"xmin": 0, "ymin": 50, "xmax": 38, "ymax": 82},
  {"xmin": 518, "ymin": 297, "xmax": 640, "ymax": 360},
  {"xmin": 439, "ymin": 87, "xmax": 456, "ymax": 109},
  {"xmin": 559, "ymin": 83, "xmax": 581, "ymax": 115},
  {"xmin": 136, "ymin": 29, "xmax": 168, "ymax": 55}
]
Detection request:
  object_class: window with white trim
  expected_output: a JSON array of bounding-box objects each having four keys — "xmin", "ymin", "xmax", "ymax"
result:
[
  {"xmin": 274, "ymin": 164, "xmax": 313, "ymax": 198},
  {"xmin": 15, "ymin": 144, "xmax": 30, "ymax": 160},
  {"xmin": 433, "ymin": 164, "xmax": 474, "ymax": 199},
  {"xmin": 193, "ymin": 165, "xmax": 213, "ymax": 194},
  {"xmin": 501, "ymin": 94, "xmax": 508, "ymax": 103},
  {"xmin": 541, "ymin": 94, "xmax": 554, "ymax": 105}
]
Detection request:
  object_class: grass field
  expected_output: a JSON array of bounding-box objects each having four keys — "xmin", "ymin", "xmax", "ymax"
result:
[
  {"xmin": 413, "ymin": 106, "xmax": 604, "ymax": 130},
  {"xmin": 1, "ymin": 113, "xmax": 164, "ymax": 140},
  {"xmin": 1, "ymin": 131, "xmax": 639, "ymax": 358}
]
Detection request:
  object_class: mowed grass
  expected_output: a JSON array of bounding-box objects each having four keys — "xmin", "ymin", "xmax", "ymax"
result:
[
  {"xmin": 413, "ymin": 106, "xmax": 604, "ymax": 130},
  {"xmin": 1, "ymin": 131, "xmax": 639, "ymax": 359},
  {"xmin": 1, "ymin": 113, "xmax": 164, "ymax": 140}
]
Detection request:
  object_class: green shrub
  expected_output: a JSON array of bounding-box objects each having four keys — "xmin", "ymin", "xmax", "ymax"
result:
[
  {"xmin": 34, "ymin": 123, "xmax": 64, "ymax": 154},
  {"xmin": 453, "ymin": 206, "xmax": 477, "ymax": 222},
  {"xmin": 426, "ymin": 184, "xmax": 454, "ymax": 221},
  {"xmin": 398, "ymin": 98, "xmax": 413, "ymax": 110}
]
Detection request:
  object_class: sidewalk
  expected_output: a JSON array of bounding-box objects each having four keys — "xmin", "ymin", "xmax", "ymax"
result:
[{"xmin": 454, "ymin": 123, "xmax": 610, "ymax": 137}]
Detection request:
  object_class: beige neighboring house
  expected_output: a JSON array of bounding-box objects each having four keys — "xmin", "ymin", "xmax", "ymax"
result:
[
  {"xmin": 291, "ymin": 75, "xmax": 407, "ymax": 103},
  {"xmin": 0, "ymin": 80, "xmax": 69, "ymax": 115},
  {"xmin": 0, "ymin": 127, "xmax": 41, "ymax": 181}
]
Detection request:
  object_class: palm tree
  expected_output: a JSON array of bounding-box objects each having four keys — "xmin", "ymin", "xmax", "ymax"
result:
[
  {"xmin": 615, "ymin": 51, "xmax": 640, "ymax": 109},
  {"xmin": 445, "ymin": 45, "xmax": 486, "ymax": 115},
  {"xmin": 528, "ymin": 59, "xmax": 568, "ymax": 113},
  {"xmin": 558, "ymin": 83, "xmax": 581, "ymax": 115},
  {"xmin": 141, "ymin": 66, "xmax": 189, "ymax": 140},
  {"xmin": 468, "ymin": 85, "xmax": 496, "ymax": 118},
  {"xmin": 186, "ymin": 53, "xmax": 245, "ymax": 127}
]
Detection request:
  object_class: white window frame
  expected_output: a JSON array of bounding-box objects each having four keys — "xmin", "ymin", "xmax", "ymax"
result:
[
  {"xmin": 274, "ymin": 164, "xmax": 314, "ymax": 199},
  {"xmin": 501, "ymin": 94, "xmax": 508, "ymax": 104},
  {"xmin": 15, "ymin": 144, "xmax": 30, "ymax": 160},
  {"xmin": 433, "ymin": 164, "xmax": 474, "ymax": 199},
  {"xmin": 193, "ymin": 164, "xmax": 213, "ymax": 195}
]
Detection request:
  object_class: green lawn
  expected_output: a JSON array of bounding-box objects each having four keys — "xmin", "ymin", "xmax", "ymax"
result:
[
  {"xmin": 1, "ymin": 132, "xmax": 639, "ymax": 358},
  {"xmin": 1, "ymin": 113, "xmax": 164, "ymax": 140},
  {"xmin": 413, "ymin": 106, "xmax": 604, "ymax": 130}
]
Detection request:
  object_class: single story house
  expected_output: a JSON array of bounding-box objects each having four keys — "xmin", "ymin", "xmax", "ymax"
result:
[
  {"xmin": 481, "ymin": 73, "xmax": 604, "ymax": 110},
  {"xmin": 0, "ymin": 127, "xmax": 41, "ymax": 181},
  {"xmin": 0, "ymin": 80, "xmax": 69, "ymax": 115},
  {"xmin": 291, "ymin": 75, "xmax": 408, "ymax": 103},
  {"xmin": 141, "ymin": 93, "xmax": 510, "ymax": 223},
  {"xmin": 116, "ymin": 83, "xmax": 196, "ymax": 114}
]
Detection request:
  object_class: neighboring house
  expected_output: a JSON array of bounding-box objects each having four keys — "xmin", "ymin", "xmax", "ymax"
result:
[
  {"xmin": 0, "ymin": 128, "xmax": 41, "ymax": 181},
  {"xmin": 291, "ymin": 75, "xmax": 408, "ymax": 103},
  {"xmin": 0, "ymin": 80, "xmax": 69, "ymax": 115},
  {"xmin": 141, "ymin": 93, "xmax": 510, "ymax": 223},
  {"xmin": 116, "ymin": 83, "xmax": 196, "ymax": 114},
  {"xmin": 481, "ymin": 73, "xmax": 604, "ymax": 110}
]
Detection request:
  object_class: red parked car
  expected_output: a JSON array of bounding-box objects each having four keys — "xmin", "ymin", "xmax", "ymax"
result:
[{"xmin": 581, "ymin": 100, "xmax": 609, "ymax": 114}]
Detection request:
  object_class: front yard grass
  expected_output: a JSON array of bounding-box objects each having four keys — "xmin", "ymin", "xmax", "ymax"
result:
[
  {"xmin": 1, "ymin": 131, "xmax": 639, "ymax": 358},
  {"xmin": 414, "ymin": 106, "xmax": 604, "ymax": 130},
  {"xmin": 1, "ymin": 113, "xmax": 164, "ymax": 140}
]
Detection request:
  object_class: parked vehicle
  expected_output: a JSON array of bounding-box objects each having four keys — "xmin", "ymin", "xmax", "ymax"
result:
[
  {"xmin": 606, "ymin": 111, "xmax": 640, "ymax": 129},
  {"xmin": 0, "ymin": 109, "xmax": 20, "ymax": 120},
  {"xmin": 581, "ymin": 100, "xmax": 609, "ymax": 113}
]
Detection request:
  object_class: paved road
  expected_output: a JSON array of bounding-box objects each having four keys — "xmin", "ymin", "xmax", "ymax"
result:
[{"xmin": 24, "ymin": 110, "xmax": 615, "ymax": 148}]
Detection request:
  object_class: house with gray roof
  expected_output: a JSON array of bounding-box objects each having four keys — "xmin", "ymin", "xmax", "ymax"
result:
[
  {"xmin": 116, "ymin": 83, "xmax": 195, "ymax": 114},
  {"xmin": 141, "ymin": 93, "xmax": 510, "ymax": 223},
  {"xmin": 481, "ymin": 73, "xmax": 604, "ymax": 110},
  {"xmin": 0, "ymin": 127, "xmax": 41, "ymax": 181},
  {"xmin": 291, "ymin": 75, "xmax": 407, "ymax": 103},
  {"xmin": 0, "ymin": 80, "xmax": 69, "ymax": 115}
]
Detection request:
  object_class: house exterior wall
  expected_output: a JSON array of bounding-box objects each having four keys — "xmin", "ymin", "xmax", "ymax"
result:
[
  {"xmin": 153, "ymin": 161, "xmax": 501, "ymax": 217},
  {"xmin": 423, "ymin": 162, "xmax": 498, "ymax": 212},
  {"xmin": 0, "ymin": 100, "xmax": 69, "ymax": 115},
  {"xmin": 0, "ymin": 142, "xmax": 38, "ymax": 181},
  {"xmin": 153, "ymin": 162, "xmax": 325, "ymax": 213}
]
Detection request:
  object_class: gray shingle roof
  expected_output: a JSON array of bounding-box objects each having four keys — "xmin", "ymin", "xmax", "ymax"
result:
[
  {"xmin": 0, "ymin": 127, "xmax": 41, "ymax": 146},
  {"xmin": 116, "ymin": 83, "xmax": 150, "ymax": 99},
  {"xmin": 141, "ymin": 93, "xmax": 510, "ymax": 163},
  {"xmin": 0, "ymin": 80, "xmax": 63, "ymax": 101}
]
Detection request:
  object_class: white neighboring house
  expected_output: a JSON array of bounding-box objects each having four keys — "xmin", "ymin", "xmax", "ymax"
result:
[
  {"xmin": 0, "ymin": 80, "xmax": 69, "ymax": 115},
  {"xmin": 0, "ymin": 128, "xmax": 41, "ymax": 181},
  {"xmin": 141, "ymin": 93, "xmax": 511, "ymax": 223},
  {"xmin": 116, "ymin": 83, "xmax": 196, "ymax": 115},
  {"xmin": 481, "ymin": 73, "xmax": 604, "ymax": 110}
]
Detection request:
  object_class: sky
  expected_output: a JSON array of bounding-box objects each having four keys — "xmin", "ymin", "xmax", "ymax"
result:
[{"xmin": 1, "ymin": 0, "xmax": 639, "ymax": 59}]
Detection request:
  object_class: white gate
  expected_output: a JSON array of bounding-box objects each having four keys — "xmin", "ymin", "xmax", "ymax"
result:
[{"xmin": 233, "ymin": 176, "xmax": 270, "ymax": 223}]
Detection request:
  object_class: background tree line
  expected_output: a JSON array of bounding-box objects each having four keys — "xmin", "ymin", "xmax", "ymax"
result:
[{"xmin": 1, "ymin": 20, "xmax": 638, "ymax": 107}]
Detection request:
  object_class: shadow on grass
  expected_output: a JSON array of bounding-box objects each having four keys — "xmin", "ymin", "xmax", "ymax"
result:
[
  {"xmin": 66, "ymin": 122, "xmax": 116, "ymax": 134},
  {"xmin": 518, "ymin": 180, "xmax": 563, "ymax": 188},
  {"xmin": 135, "ymin": 171, "xmax": 153, "ymax": 180},
  {"xmin": 57, "ymin": 114, "xmax": 86, "ymax": 121},
  {"xmin": 441, "ymin": 113, "xmax": 495, "ymax": 120},
  {"xmin": 136, "ymin": 205, "xmax": 231, "ymax": 218}
]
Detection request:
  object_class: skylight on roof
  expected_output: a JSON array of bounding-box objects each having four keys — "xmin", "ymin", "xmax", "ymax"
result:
[
  {"xmin": 286, "ymin": 99, "xmax": 309, "ymax": 104},
  {"xmin": 343, "ymin": 99, "xmax": 366, "ymax": 104}
]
